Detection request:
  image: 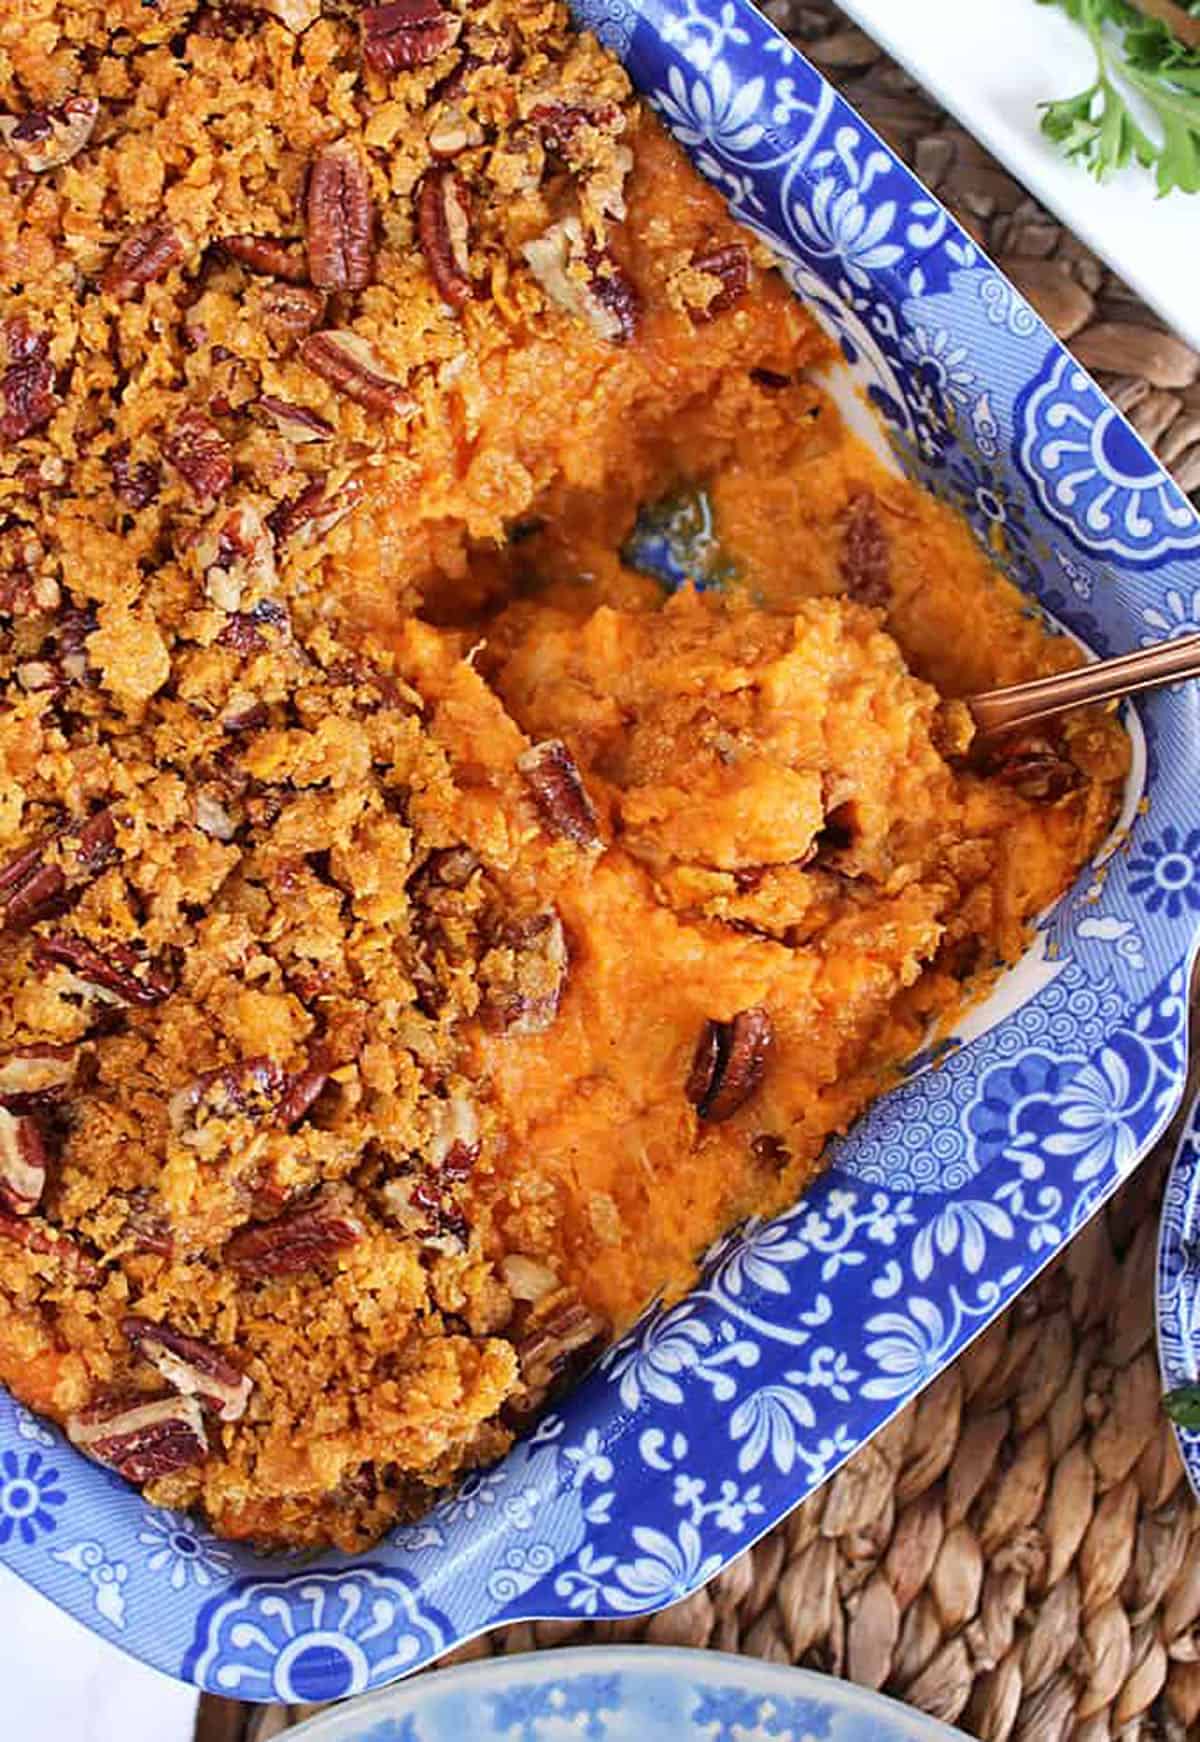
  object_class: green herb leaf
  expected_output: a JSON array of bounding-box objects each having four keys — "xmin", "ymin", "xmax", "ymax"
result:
[
  {"xmin": 1038, "ymin": 0, "xmax": 1200, "ymax": 193},
  {"xmin": 1164, "ymin": 1383, "xmax": 1200, "ymax": 1429}
]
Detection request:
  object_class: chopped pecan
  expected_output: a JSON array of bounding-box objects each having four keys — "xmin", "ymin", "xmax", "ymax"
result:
[
  {"xmin": 67, "ymin": 1396, "xmax": 208, "ymax": 1483},
  {"xmin": 428, "ymin": 1090, "xmax": 479, "ymax": 1178},
  {"xmin": 750, "ymin": 367, "xmax": 792, "ymax": 391},
  {"xmin": 517, "ymin": 738, "xmax": 601, "ymax": 850},
  {"xmin": 121, "ymin": 1190, "xmax": 174, "ymax": 1258},
  {"xmin": 527, "ymin": 99, "xmax": 622, "ymax": 157},
  {"xmin": 256, "ymin": 396, "xmax": 333, "ymax": 443},
  {"xmin": 165, "ymin": 408, "xmax": 233, "ymax": 503},
  {"xmin": 270, "ymin": 472, "xmax": 366, "ymax": 543},
  {"xmin": 194, "ymin": 788, "xmax": 239, "ymax": 841},
  {"xmin": 686, "ymin": 1007, "xmax": 773, "ymax": 1123},
  {"xmin": 195, "ymin": 501, "xmax": 277, "ymax": 613},
  {"xmin": 169, "ymin": 1057, "xmax": 288, "ymax": 1144},
  {"xmin": 690, "ymin": 243, "xmax": 750, "ymax": 320},
  {"xmin": 509, "ymin": 1291, "xmax": 608, "ymax": 1417},
  {"xmin": 0, "ymin": 554, "xmax": 58, "ymax": 617},
  {"xmin": 1, "ymin": 809, "xmax": 117, "ymax": 933},
  {"xmin": 1, "ymin": 321, "xmax": 55, "ymax": 446},
  {"xmin": 361, "ymin": 0, "xmax": 461, "ymax": 73},
  {"xmin": 222, "ymin": 233, "xmax": 308, "ymax": 282},
  {"xmin": 249, "ymin": 0, "xmax": 321, "ymax": 31},
  {"xmin": 101, "ymin": 223, "xmax": 184, "ymax": 300},
  {"xmin": 0, "ymin": 1045, "xmax": 77, "ymax": 1111},
  {"xmin": 379, "ymin": 1173, "xmax": 468, "ymax": 1254},
  {"xmin": 428, "ymin": 104, "xmax": 485, "ymax": 159},
  {"xmin": 227, "ymin": 1184, "xmax": 365, "ymax": 1278},
  {"xmin": 300, "ymin": 330, "xmax": 413, "ymax": 415},
  {"xmin": 275, "ymin": 1056, "xmax": 330, "ymax": 1128},
  {"xmin": 33, "ymin": 932, "xmax": 173, "ymax": 1008},
  {"xmin": 839, "ymin": 488, "xmax": 890, "ymax": 609},
  {"xmin": 306, "ymin": 140, "xmax": 373, "ymax": 291},
  {"xmin": 481, "ymin": 908, "xmax": 569, "ymax": 1035},
  {"xmin": 978, "ymin": 731, "xmax": 1083, "ymax": 803},
  {"xmin": 523, "ymin": 218, "xmax": 639, "ymax": 345},
  {"xmin": 217, "ymin": 597, "xmax": 292, "ymax": 654},
  {"xmin": 262, "ymin": 283, "xmax": 327, "ymax": 345},
  {"xmin": 416, "ymin": 168, "xmax": 474, "ymax": 309},
  {"xmin": 0, "ymin": 98, "xmax": 98, "ymax": 173},
  {"xmin": 109, "ymin": 442, "xmax": 161, "ymax": 509},
  {"xmin": 0, "ymin": 1210, "xmax": 97, "ymax": 1280},
  {"xmin": 500, "ymin": 1252, "xmax": 557, "ymax": 1302},
  {"xmin": 123, "ymin": 1317, "xmax": 253, "ymax": 1422},
  {"xmin": 0, "ymin": 1107, "xmax": 47, "ymax": 1214}
]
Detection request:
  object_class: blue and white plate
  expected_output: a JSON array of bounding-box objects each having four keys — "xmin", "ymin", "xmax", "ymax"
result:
[
  {"xmin": 283, "ymin": 1647, "xmax": 970, "ymax": 1742},
  {"xmin": 3, "ymin": 0, "xmax": 1200, "ymax": 1700},
  {"xmin": 1158, "ymin": 1094, "xmax": 1200, "ymax": 1498}
]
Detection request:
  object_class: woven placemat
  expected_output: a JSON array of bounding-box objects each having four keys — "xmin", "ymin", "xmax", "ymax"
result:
[{"xmin": 197, "ymin": 6, "xmax": 1200, "ymax": 1739}]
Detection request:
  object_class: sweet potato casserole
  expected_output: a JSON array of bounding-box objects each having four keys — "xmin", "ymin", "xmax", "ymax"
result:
[{"xmin": 0, "ymin": 0, "xmax": 1129, "ymax": 1549}]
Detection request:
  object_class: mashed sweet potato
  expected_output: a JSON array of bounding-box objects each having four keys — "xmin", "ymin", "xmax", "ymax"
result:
[{"xmin": 0, "ymin": 0, "xmax": 1127, "ymax": 1548}]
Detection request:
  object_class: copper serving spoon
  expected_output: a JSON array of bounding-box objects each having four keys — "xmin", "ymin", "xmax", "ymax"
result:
[{"xmin": 968, "ymin": 630, "xmax": 1200, "ymax": 738}]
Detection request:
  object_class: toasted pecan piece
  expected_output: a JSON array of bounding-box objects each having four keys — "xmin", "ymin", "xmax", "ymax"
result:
[
  {"xmin": 0, "ymin": 809, "xmax": 117, "ymax": 934},
  {"xmin": 222, "ymin": 233, "xmax": 309, "ymax": 282},
  {"xmin": 67, "ymin": 1396, "xmax": 208, "ymax": 1483},
  {"xmin": 481, "ymin": 908, "xmax": 569, "ymax": 1035},
  {"xmin": 0, "ymin": 1108, "xmax": 47, "ymax": 1215},
  {"xmin": 978, "ymin": 730, "xmax": 1084, "ymax": 803},
  {"xmin": 32, "ymin": 932, "xmax": 174, "ymax": 1008},
  {"xmin": 686, "ymin": 1007, "xmax": 773, "ymax": 1123},
  {"xmin": 102, "ymin": 223, "xmax": 184, "ymax": 300},
  {"xmin": 0, "ymin": 1045, "xmax": 78, "ymax": 1111},
  {"xmin": 123, "ymin": 1317, "xmax": 253, "ymax": 1422},
  {"xmin": 361, "ymin": 0, "xmax": 461, "ymax": 73},
  {"xmin": 416, "ymin": 168, "xmax": 474, "ymax": 309},
  {"xmin": 517, "ymin": 739, "xmax": 601, "ymax": 849},
  {"xmin": 165, "ymin": 408, "xmax": 233, "ymax": 503},
  {"xmin": 0, "ymin": 321, "xmax": 55, "ymax": 446},
  {"xmin": 0, "ymin": 97, "xmax": 98, "ymax": 173},
  {"xmin": 307, "ymin": 140, "xmax": 373, "ymax": 291},
  {"xmin": 300, "ymin": 331, "xmax": 413, "ymax": 415},
  {"xmin": 690, "ymin": 243, "xmax": 750, "ymax": 321},
  {"xmin": 523, "ymin": 217, "xmax": 639, "ymax": 345},
  {"xmin": 839, "ymin": 487, "xmax": 890, "ymax": 609},
  {"xmin": 226, "ymin": 1184, "xmax": 365, "ymax": 1278}
]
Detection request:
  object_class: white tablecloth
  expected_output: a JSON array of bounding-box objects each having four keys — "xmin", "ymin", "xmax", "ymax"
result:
[{"xmin": 0, "ymin": 1564, "xmax": 197, "ymax": 1741}]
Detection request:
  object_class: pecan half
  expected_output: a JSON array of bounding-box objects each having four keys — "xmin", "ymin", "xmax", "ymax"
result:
[
  {"xmin": 0, "ymin": 97, "xmax": 98, "ymax": 173},
  {"xmin": 690, "ymin": 243, "xmax": 750, "ymax": 320},
  {"xmin": 165, "ymin": 408, "xmax": 233, "ymax": 503},
  {"xmin": 227, "ymin": 1184, "xmax": 365, "ymax": 1278},
  {"xmin": 481, "ymin": 908, "xmax": 569, "ymax": 1035},
  {"xmin": 1, "ymin": 321, "xmax": 55, "ymax": 446},
  {"xmin": 110, "ymin": 442, "xmax": 161, "ymax": 509},
  {"xmin": 0, "ymin": 1108, "xmax": 47, "ymax": 1214},
  {"xmin": 275, "ymin": 1055, "xmax": 330, "ymax": 1128},
  {"xmin": 101, "ymin": 223, "xmax": 184, "ymax": 300},
  {"xmin": 517, "ymin": 739, "xmax": 601, "ymax": 849},
  {"xmin": 979, "ymin": 731, "xmax": 1083, "ymax": 803},
  {"xmin": 0, "ymin": 1211, "xmax": 97, "ymax": 1280},
  {"xmin": 67, "ymin": 1396, "xmax": 208, "ymax": 1483},
  {"xmin": 123, "ymin": 1317, "xmax": 253, "ymax": 1422},
  {"xmin": 262, "ymin": 283, "xmax": 327, "ymax": 345},
  {"xmin": 222, "ymin": 233, "xmax": 309, "ymax": 282},
  {"xmin": 256, "ymin": 396, "xmax": 333, "ymax": 443},
  {"xmin": 306, "ymin": 140, "xmax": 373, "ymax": 292},
  {"xmin": 509, "ymin": 1291, "xmax": 608, "ymax": 1418},
  {"xmin": 270, "ymin": 472, "xmax": 366, "ymax": 543},
  {"xmin": 686, "ymin": 1007, "xmax": 773, "ymax": 1123},
  {"xmin": 195, "ymin": 501, "xmax": 277, "ymax": 613},
  {"xmin": 33, "ymin": 932, "xmax": 173, "ymax": 1008},
  {"xmin": 839, "ymin": 488, "xmax": 890, "ymax": 609},
  {"xmin": 1, "ymin": 809, "xmax": 117, "ymax": 933},
  {"xmin": 416, "ymin": 169, "xmax": 473, "ymax": 309},
  {"xmin": 299, "ymin": 330, "xmax": 412, "ymax": 415},
  {"xmin": 169, "ymin": 1057, "xmax": 288, "ymax": 1145},
  {"xmin": 0, "ymin": 1045, "xmax": 77, "ymax": 1111},
  {"xmin": 361, "ymin": 0, "xmax": 461, "ymax": 73},
  {"xmin": 523, "ymin": 218, "xmax": 639, "ymax": 345}
]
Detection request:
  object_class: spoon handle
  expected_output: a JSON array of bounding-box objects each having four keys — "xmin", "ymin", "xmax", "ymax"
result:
[{"xmin": 968, "ymin": 630, "xmax": 1200, "ymax": 737}]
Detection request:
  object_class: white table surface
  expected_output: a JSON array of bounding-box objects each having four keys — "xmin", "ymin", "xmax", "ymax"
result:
[{"xmin": 0, "ymin": 1564, "xmax": 197, "ymax": 1742}]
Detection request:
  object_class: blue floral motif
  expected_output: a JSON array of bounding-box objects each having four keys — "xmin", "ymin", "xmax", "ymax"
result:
[
  {"xmin": 183, "ymin": 1569, "xmax": 451, "ymax": 1701},
  {"xmin": 490, "ymin": 1673, "xmax": 621, "ymax": 1740},
  {"xmin": 0, "ymin": 1448, "xmax": 66, "ymax": 1544},
  {"xmin": 691, "ymin": 1685, "xmax": 835, "ymax": 1740},
  {"xmin": 2, "ymin": 0, "xmax": 1199, "ymax": 1698},
  {"xmin": 1158, "ymin": 1096, "xmax": 1200, "ymax": 1502},
  {"xmin": 1128, "ymin": 826, "xmax": 1200, "ymax": 920},
  {"xmin": 360, "ymin": 1721, "xmax": 422, "ymax": 1742}
]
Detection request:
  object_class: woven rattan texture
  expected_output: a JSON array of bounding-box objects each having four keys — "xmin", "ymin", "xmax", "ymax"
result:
[{"xmin": 197, "ymin": 6, "xmax": 1200, "ymax": 1739}]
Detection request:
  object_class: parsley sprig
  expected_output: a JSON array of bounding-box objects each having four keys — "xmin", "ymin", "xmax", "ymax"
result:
[{"xmin": 1038, "ymin": 0, "xmax": 1200, "ymax": 194}]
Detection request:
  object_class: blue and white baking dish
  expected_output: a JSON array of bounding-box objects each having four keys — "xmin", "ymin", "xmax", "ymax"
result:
[{"xmin": 2, "ymin": 0, "xmax": 1198, "ymax": 1700}]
